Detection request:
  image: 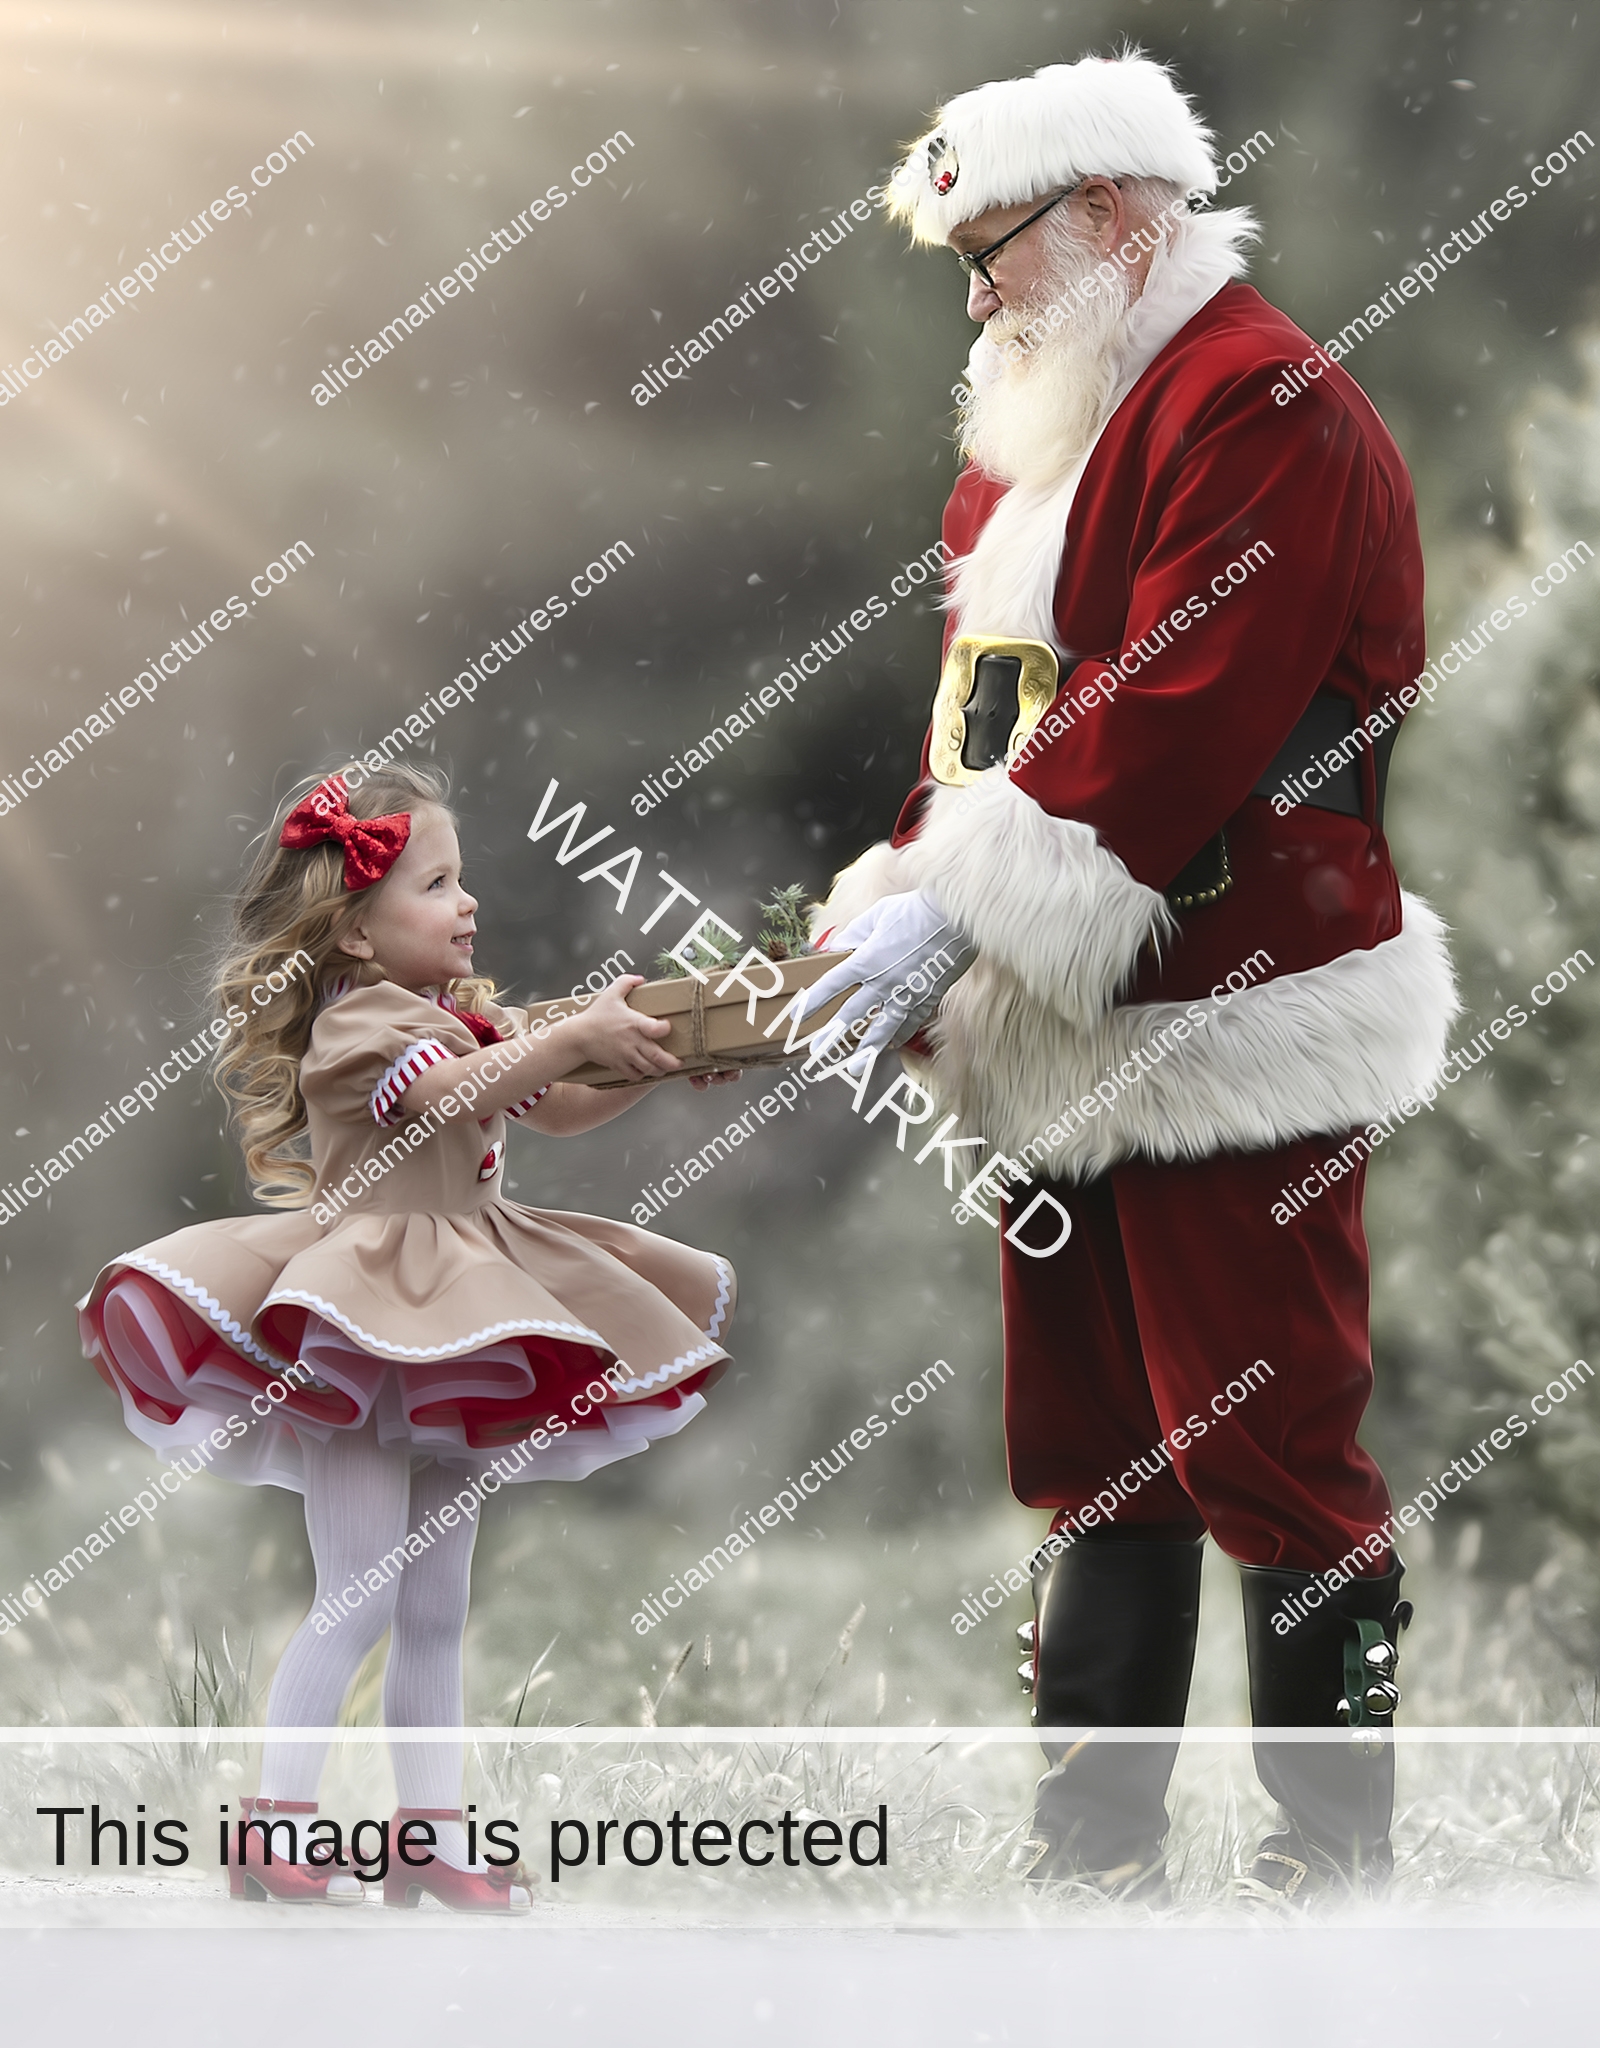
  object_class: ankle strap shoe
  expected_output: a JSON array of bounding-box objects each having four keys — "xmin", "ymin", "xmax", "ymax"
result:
[
  {"xmin": 228, "ymin": 1797, "xmax": 365, "ymax": 1906},
  {"xmin": 383, "ymin": 1807, "xmax": 532, "ymax": 1913}
]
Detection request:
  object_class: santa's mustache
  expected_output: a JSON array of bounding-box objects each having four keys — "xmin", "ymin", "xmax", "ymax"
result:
[{"xmin": 956, "ymin": 245, "xmax": 1135, "ymax": 486}]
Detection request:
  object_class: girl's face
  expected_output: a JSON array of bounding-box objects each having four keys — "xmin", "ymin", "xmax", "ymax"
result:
[{"xmin": 336, "ymin": 805, "xmax": 478, "ymax": 991}]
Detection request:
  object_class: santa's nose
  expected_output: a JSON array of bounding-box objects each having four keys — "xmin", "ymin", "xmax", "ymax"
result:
[{"xmin": 967, "ymin": 271, "xmax": 1001, "ymax": 322}]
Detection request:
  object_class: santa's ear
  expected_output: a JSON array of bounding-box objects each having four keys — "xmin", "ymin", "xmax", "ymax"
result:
[{"xmin": 1078, "ymin": 177, "xmax": 1123, "ymax": 239}]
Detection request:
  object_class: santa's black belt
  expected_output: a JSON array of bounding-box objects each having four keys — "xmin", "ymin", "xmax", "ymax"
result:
[
  {"xmin": 1252, "ymin": 687, "xmax": 1395, "ymax": 826},
  {"xmin": 926, "ymin": 636, "xmax": 1393, "ymax": 912},
  {"xmin": 1168, "ymin": 690, "xmax": 1394, "ymax": 912}
]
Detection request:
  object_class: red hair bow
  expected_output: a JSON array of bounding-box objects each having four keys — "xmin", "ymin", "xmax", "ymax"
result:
[{"xmin": 278, "ymin": 776, "xmax": 412, "ymax": 891}]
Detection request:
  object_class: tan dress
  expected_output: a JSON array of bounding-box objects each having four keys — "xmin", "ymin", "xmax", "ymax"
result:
[{"xmin": 77, "ymin": 982, "xmax": 735, "ymax": 1492}]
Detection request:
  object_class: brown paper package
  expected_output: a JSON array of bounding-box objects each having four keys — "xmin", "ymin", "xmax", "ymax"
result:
[{"xmin": 521, "ymin": 952, "xmax": 859, "ymax": 1088}]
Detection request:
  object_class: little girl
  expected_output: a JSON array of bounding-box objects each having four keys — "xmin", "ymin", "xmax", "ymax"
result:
[{"xmin": 79, "ymin": 760, "xmax": 737, "ymax": 1911}]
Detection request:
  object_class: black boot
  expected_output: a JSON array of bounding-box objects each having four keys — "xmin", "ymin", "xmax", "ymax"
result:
[
  {"xmin": 1239, "ymin": 1555, "xmax": 1412, "ymax": 1901},
  {"xmin": 1020, "ymin": 1533, "xmax": 1204, "ymax": 1896}
]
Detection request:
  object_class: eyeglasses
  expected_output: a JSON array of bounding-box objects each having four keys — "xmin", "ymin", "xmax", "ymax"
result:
[{"xmin": 953, "ymin": 179, "xmax": 1121, "ymax": 291}]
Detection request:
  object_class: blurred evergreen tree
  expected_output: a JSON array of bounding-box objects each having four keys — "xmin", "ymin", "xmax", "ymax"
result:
[{"xmin": 1374, "ymin": 338, "xmax": 1600, "ymax": 1604}]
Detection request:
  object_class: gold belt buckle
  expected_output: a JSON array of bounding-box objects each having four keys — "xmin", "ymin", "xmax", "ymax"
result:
[{"xmin": 929, "ymin": 634, "xmax": 1060, "ymax": 787}]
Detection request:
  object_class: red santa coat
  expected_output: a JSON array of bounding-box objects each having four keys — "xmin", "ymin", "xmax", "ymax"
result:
[{"xmin": 820, "ymin": 258, "xmax": 1457, "ymax": 1183}]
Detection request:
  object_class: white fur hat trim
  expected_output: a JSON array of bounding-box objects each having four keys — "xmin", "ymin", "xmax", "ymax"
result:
[{"xmin": 886, "ymin": 50, "xmax": 1219, "ymax": 244}]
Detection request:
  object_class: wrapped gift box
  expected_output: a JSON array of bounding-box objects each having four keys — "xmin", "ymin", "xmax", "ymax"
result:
[{"xmin": 521, "ymin": 951, "xmax": 858, "ymax": 1088}]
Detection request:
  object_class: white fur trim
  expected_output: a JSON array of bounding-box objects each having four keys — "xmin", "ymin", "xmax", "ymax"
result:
[
  {"xmin": 1114, "ymin": 208, "xmax": 1255, "ymax": 377},
  {"xmin": 920, "ymin": 893, "xmax": 1460, "ymax": 1178},
  {"xmin": 887, "ymin": 52, "xmax": 1220, "ymax": 244},
  {"xmin": 897, "ymin": 772, "xmax": 1173, "ymax": 1026},
  {"xmin": 810, "ymin": 839, "xmax": 918, "ymax": 942},
  {"xmin": 811, "ymin": 777, "xmax": 1169, "ymax": 1027},
  {"xmin": 948, "ymin": 466, "xmax": 1089, "ymax": 654},
  {"xmin": 949, "ymin": 212, "xmax": 1256, "ymax": 642},
  {"xmin": 811, "ymin": 802, "xmax": 1459, "ymax": 1176}
]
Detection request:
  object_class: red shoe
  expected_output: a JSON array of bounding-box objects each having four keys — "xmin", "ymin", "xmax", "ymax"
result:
[
  {"xmin": 382, "ymin": 1807, "xmax": 533, "ymax": 1913},
  {"xmin": 227, "ymin": 1798, "xmax": 365, "ymax": 1906}
]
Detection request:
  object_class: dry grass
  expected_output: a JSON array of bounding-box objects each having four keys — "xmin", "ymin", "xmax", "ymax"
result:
[{"xmin": 1, "ymin": 1495, "xmax": 1599, "ymax": 1922}]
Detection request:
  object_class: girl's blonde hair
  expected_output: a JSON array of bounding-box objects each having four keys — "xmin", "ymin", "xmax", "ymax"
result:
[{"xmin": 212, "ymin": 760, "xmax": 496, "ymax": 1207}]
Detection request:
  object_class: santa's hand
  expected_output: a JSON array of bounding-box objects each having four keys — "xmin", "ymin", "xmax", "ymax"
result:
[{"xmin": 798, "ymin": 888, "xmax": 976, "ymax": 1072}]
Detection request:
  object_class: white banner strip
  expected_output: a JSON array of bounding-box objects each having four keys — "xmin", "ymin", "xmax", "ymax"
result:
[{"xmin": 0, "ymin": 1724, "xmax": 1590, "ymax": 1745}]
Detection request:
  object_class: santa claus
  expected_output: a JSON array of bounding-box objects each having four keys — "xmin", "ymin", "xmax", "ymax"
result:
[{"xmin": 799, "ymin": 51, "xmax": 1457, "ymax": 1901}]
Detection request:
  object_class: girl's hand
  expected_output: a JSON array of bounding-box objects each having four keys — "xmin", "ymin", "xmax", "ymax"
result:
[
  {"xmin": 571, "ymin": 976, "xmax": 681, "ymax": 1080},
  {"xmin": 689, "ymin": 1068, "xmax": 743, "ymax": 1090}
]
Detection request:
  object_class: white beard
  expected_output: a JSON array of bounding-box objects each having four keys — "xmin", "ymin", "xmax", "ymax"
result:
[{"xmin": 956, "ymin": 231, "xmax": 1137, "ymax": 488}]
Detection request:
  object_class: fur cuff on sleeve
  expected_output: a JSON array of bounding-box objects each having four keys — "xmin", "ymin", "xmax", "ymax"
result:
[
  {"xmin": 811, "ymin": 838, "xmax": 919, "ymax": 943},
  {"xmin": 901, "ymin": 770, "xmax": 1172, "ymax": 1024}
]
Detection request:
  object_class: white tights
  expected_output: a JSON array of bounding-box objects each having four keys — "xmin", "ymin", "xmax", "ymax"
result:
[{"xmin": 258, "ymin": 1418, "xmax": 486, "ymax": 1870}]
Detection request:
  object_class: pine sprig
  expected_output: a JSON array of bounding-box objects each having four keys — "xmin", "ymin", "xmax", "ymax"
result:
[
  {"xmin": 655, "ymin": 881, "xmax": 816, "ymax": 978},
  {"xmin": 756, "ymin": 881, "xmax": 817, "ymax": 961}
]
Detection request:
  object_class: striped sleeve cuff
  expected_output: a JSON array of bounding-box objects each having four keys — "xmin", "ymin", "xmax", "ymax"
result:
[
  {"xmin": 369, "ymin": 1039, "xmax": 454, "ymax": 1126},
  {"xmin": 504, "ymin": 1085, "xmax": 551, "ymax": 1121}
]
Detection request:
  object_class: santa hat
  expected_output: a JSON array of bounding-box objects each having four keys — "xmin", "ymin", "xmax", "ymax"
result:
[{"xmin": 885, "ymin": 50, "xmax": 1218, "ymax": 245}]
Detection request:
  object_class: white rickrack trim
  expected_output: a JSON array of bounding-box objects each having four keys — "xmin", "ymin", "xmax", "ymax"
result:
[
  {"xmin": 110, "ymin": 1256, "xmax": 280, "ymax": 1368},
  {"xmin": 603, "ymin": 1258, "xmax": 736, "ymax": 1394},
  {"xmin": 603, "ymin": 1338, "xmax": 725, "ymax": 1396},
  {"xmin": 369, "ymin": 1038, "xmax": 453, "ymax": 1126},
  {"xmin": 705, "ymin": 1254, "xmax": 733, "ymax": 1341},
  {"xmin": 260, "ymin": 1256, "xmax": 733, "ymax": 1386},
  {"xmin": 260, "ymin": 1288, "xmax": 607, "ymax": 1360}
]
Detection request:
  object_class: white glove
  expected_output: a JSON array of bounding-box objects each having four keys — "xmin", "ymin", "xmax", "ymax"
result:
[{"xmin": 799, "ymin": 888, "xmax": 976, "ymax": 1074}]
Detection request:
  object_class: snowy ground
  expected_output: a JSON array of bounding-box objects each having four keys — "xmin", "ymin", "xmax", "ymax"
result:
[{"xmin": 5, "ymin": 1924, "xmax": 1600, "ymax": 2047}]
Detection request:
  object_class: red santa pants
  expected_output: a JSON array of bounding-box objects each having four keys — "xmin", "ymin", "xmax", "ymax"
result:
[{"xmin": 998, "ymin": 1133, "xmax": 1391, "ymax": 1571}]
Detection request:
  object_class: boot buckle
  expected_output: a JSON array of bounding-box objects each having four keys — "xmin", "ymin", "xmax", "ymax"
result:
[{"xmin": 1248, "ymin": 1848, "xmax": 1312, "ymax": 1900}]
